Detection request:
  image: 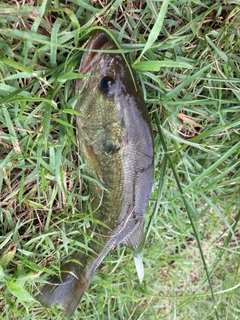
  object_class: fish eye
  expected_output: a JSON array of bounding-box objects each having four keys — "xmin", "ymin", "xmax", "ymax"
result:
[{"xmin": 99, "ymin": 76, "xmax": 115, "ymax": 94}]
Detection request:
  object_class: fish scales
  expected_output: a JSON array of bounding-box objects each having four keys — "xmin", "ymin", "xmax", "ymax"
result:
[
  {"xmin": 77, "ymin": 100, "xmax": 125, "ymax": 229},
  {"xmin": 37, "ymin": 30, "xmax": 154, "ymax": 317}
]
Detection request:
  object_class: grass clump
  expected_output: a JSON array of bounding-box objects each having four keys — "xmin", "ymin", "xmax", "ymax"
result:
[{"xmin": 0, "ymin": 0, "xmax": 240, "ymax": 319}]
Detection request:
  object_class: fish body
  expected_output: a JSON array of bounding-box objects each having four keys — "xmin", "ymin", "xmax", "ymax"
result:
[{"xmin": 37, "ymin": 31, "xmax": 154, "ymax": 317}]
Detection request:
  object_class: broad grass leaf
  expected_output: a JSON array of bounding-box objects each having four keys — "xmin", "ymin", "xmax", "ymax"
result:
[
  {"xmin": 133, "ymin": 60, "xmax": 193, "ymax": 72},
  {"xmin": 6, "ymin": 282, "xmax": 35, "ymax": 303}
]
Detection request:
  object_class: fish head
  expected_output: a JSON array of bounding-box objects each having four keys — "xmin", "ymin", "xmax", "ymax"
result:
[{"xmin": 76, "ymin": 31, "xmax": 134, "ymax": 104}]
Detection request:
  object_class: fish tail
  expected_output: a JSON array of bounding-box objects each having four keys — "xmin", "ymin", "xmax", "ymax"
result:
[{"xmin": 37, "ymin": 262, "xmax": 90, "ymax": 318}]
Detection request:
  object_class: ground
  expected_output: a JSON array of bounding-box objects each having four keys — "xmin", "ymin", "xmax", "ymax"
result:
[{"xmin": 0, "ymin": 1, "xmax": 239, "ymax": 319}]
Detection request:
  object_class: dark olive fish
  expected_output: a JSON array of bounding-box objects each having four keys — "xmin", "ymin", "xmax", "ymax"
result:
[{"xmin": 37, "ymin": 30, "xmax": 154, "ymax": 317}]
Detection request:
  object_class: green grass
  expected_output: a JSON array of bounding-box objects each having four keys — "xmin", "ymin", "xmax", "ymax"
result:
[{"xmin": 0, "ymin": 0, "xmax": 240, "ymax": 319}]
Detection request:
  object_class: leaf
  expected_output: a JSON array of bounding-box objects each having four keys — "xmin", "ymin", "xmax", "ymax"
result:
[
  {"xmin": 136, "ymin": 0, "xmax": 170, "ymax": 59},
  {"xmin": 57, "ymin": 72, "xmax": 88, "ymax": 82},
  {"xmin": 0, "ymin": 248, "xmax": 16, "ymax": 268},
  {"xmin": 133, "ymin": 60, "xmax": 193, "ymax": 72},
  {"xmin": 6, "ymin": 282, "xmax": 35, "ymax": 302},
  {"xmin": 134, "ymin": 251, "xmax": 144, "ymax": 283},
  {"xmin": 62, "ymin": 108, "xmax": 84, "ymax": 116},
  {"xmin": 0, "ymin": 265, "xmax": 5, "ymax": 281}
]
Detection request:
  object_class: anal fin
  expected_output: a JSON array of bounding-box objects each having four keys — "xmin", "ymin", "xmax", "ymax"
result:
[{"xmin": 123, "ymin": 220, "xmax": 144, "ymax": 250}]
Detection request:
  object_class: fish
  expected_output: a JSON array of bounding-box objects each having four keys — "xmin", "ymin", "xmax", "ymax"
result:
[{"xmin": 37, "ymin": 30, "xmax": 154, "ymax": 317}]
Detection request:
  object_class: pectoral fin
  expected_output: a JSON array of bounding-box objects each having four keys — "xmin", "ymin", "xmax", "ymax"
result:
[{"xmin": 84, "ymin": 145, "xmax": 104, "ymax": 182}]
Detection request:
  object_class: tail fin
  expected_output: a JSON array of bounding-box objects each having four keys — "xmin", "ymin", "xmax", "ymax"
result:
[{"xmin": 37, "ymin": 262, "xmax": 90, "ymax": 318}]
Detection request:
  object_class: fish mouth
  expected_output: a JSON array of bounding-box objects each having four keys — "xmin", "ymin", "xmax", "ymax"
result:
[{"xmin": 76, "ymin": 31, "xmax": 116, "ymax": 90}]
